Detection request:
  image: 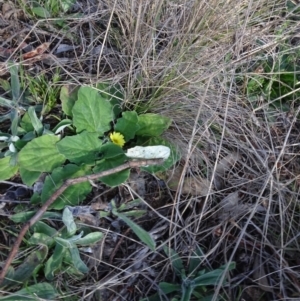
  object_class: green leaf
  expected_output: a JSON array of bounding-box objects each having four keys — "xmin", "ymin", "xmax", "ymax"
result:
[
  {"xmin": 1, "ymin": 245, "xmax": 48, "ymax": 288},
  {"xmin": 117, "ymin": 212, "xmax": 156, "ymax": 251},
  {"xmin": 56, "ymin": 131, "xmax": 102, "ymax": 164},
  {"xmin": 163, "ymin": 246, "xmax": 185, "ymax": 277},
  {"xmin": 115, "ymin": 111, "xmax": 140, "ymax": 141},
  {"xmin": 193, "ymin": 262, "xmax": 235, "ymax": 287},
  {"xmin": 9, "ymin": 64, "xmax": 20, "ymax": 101},
  {"xmin": 32, "ymin": 221, "xmax": 57, "ymax": 237},
  {"xmin": 60, "ymin": 85, "xmax": 79, "ymax": 117},
  {"xmin": 0, "ymin": 156, "xmax": 18, "ymax": 180},
  {"xmin": 55, "ymin": 237, "xmax": 75, "ymax": 248},
  {"xmin": 19, "ymin": 167, "xmax": 40, "ymax": 186},
  {"xmin": 62, "ymin": 207, "xmax": 77, "ymax": 236},
  {"xmin": 123, "ymin": 210, "xmax": 146, "ymax": 218},
  {"xmin": 188, "ymin": 245, "xmax": 205, "ymax": 276},
  {"xmin": 140, "ymin": 137, "xmax": 181, "ymax": 173},
  {"xmin": 159, "ymin": 282, "xmax": 181, "ymax": 294},
  {"xmin": 41, "ymin": 164, "xmax": 92, "ymax": 210},
  {"xmin": 52, "ymin": 119, "xmax": 73, "ymax": 134},
  {"xmin": 45, "ymin": 243, "xmax": 66, "ymax": 280},
  {"xmin": 0, "ymin": 283, "xmax": 58, "ymax": 300},
  {"xmin": 93, "ymin": 154, "xmax": 129, "ymax": 187},
  {"xmin": 74, "ymin": 232, "xmax": 103, "ymax": 245},
  {"xmin": 10, "ymin": 211, "xmax": 62, "ymax": 223},
  {"xmin": 18, "ymin": 135, "xmax": 66, "ymax": 172},
  {"xmin": 20, "ymin": 112, "xmax": 34, "ymax": 132},
  {"xmin": 68, "ymin": 246, "xmax": 89, "ymax": 273},
  {"xmin": 97, "ymin": 143, "xmax": 124, "ymax": 159},
  {"xmin": 27, "ymin": 106, "xmax": 43, "ymax": 135},
  {"xmin": 28, "ymin": 233, "xmax": 55, "ymax": 247},
  {"xmin": 10, "ymin": 109, "xmax": 19, "ymax": 136},
  {"xmin": 96, "ymin": 82, "xmax": 123, "ymax": 116},
  {"xmin": 136, "ymin": 113, "xmax": 171, "ymax": 136},
  {"xmin": 72, "ymin": 86, "xmax": 114, "ymax": 134},
  {"xmin": 31, "ymin": 6, "xmax": 51, "ymax": 18},
  {"xmin": 0, "ymin": 96, "xmax": 13, "ymax": 108}
]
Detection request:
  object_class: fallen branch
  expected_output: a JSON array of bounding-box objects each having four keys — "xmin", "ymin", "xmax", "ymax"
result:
[{"xmin": 0, "ymin": 158, "xmax": 164, "ymax": 285}]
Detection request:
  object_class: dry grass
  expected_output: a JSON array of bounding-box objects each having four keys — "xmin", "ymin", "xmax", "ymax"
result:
[{"xmin": 2, "ymin": 0, "xmax": 300, "ymax": 300}]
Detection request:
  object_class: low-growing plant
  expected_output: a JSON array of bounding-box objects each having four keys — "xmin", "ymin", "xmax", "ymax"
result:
[
  {"xmin": 21, "ymin": 67, "xmax": 61, "ymax": 115},
  {"xmin": 0, "ymin": 79, "xmax": 180, "ymax": 290},
  {"xmin": 242, "ymin": 29, "xmax": 300, "ymax": 120},
  {"xmin": 142, "ymin": 246, "xmax": 235, "ymax": 301},
  {"xmin": 0, "ymin": 207, "xmax": 103, "ymax": 288},
  {"xmin": 1, "ymin": 82, "xmax": 180, "ymax": 188}
]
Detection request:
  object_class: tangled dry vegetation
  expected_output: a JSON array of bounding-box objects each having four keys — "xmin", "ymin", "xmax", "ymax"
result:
[{"xmin": 1, "ymin": 0, "xmax": 300, "ymax": 300}]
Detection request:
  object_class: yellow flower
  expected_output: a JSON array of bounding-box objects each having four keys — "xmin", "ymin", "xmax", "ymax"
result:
[{"xmin": 110, "ymin": 132, "xmax": 125, "ymax": 147}]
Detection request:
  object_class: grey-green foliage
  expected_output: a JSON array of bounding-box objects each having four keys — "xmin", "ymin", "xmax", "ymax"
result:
[{"xmin": 141, "ymin": 246, "xmax": 235, "ymax": 301}]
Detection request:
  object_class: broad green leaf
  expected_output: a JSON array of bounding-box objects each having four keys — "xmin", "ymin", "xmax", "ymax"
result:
[
  {"xmin": 19, "ymin": 167, "xmax": 40, "ymax": 186},
  {"xmin": 72, "ymin": 86, "xmax": 114, "ymax": 134},
  {"xmin": 93, "ymin": 154, "xmax": 129, "ymax": 187},
  {"xmin": 140, "ymin": 137, "xmax": 181, "ymax": 173},
  {"xmin": 27, "ymin": 106, "xmax": 43, "ymax": 135},
  {"xmin": 136, "ymin": 113, "xmax": 171, "ymax": 136},
  {"xmin": 41, "ymin": 164, "xmax": 92, "ymax": 209},
  {"xmin": 57, "ymin": 131, "xmax": 102, "ymax": 164},
  {"xmin": 32, "ymin": 221, "xmax": 57, "ymax": 237},
  {"xmin": 96, "ymin": 82, "xmax": 123, "ymax": 116},
  {"xmin": 97, "ymin": 143, "xmax": 124, "ymax": 159},
  {"xmin": 193, "ymin": 262, "xmax": 235, "ymax": 287},
  {"xmin": 31, "ymin": 6, "xmax": 51, "ymax": 18},
  {"xmin": 1, "ymin": 245, "xmax": 48, "ymax": 288},
  {"xmin": 55, "ymin": 237, "xmax": 75, "ymax": 248},
  {"xmin": 18, "ymin": 135, "xmax": 66, "ymax": 172},
  {"xmin": 45, "ymin": 243, "xmax": 66, "ymax": 280},
  {"xmin": 62, "ymin": 207, "xmax": 77, "ymax": 236},
  {"xmin": 115, "ymin": 111, "xmax": 140, "ymax": 141},
  {"xmin": 60, "ymin": 85, "xmax": 79, "ymax": 117},
  {"xmin": 20, "ymin": 112, "xmax": 34, "ymax": 132},
  {"xmin": 10, "ymin": 211, "xmax": 62, "ymax": 223},
  {"xmin": 0, "ymin": 156, "xmax": 18, "ymax": 180},
  {"xmin": 74, "ymin": 232, "xmax": 103, "ymax": 245},
  {"xmin": 0, "ymin": 283, "xmax": 58, "ymax": 300},
  {"xmin": 68, "ymin": 246, "xmax": 89, "ymax": 273},
  {"xmin": 163, "ymin": 246, "xmax": 185, "ymax": 277},
  {"xmin": 117, "ymin": 212, "xmax": 156, "ymax": 251},
  {"xmin": 159, "ymin": 282, "xmax": 181, "ymax": 294},
  {"xmin": 28, "ymin": 233, "xmax": 55, "ymax": 247}
]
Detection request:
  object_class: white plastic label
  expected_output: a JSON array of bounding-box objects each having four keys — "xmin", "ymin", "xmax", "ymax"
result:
[{"xmin": 126, "ymin": 145, "xmax": 170, "ymax": 160}]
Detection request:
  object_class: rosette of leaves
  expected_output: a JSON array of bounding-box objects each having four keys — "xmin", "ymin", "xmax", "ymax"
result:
[{"xmin": 1, "ymin": 83, "xmax": 180, "ymax": 210}]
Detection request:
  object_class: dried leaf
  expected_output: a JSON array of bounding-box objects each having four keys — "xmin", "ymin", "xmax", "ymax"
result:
[
  {"xmin": 23, "ymin": 42, "xmax": 50, "ymax": 59},
  {"xmin": 214, "ymin": 153, "xmax": 241, "ymax": 189},
  {"xmin": 166, "ymin": 165, "xmax": 213, "ymax": 196}
]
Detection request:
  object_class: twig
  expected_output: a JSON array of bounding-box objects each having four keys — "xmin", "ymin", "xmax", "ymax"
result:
[
  {"xmin": 0, "ymin": 158, "xmax": 163, "ymax": 285},
  {"xmin": 0, "ymin": 181, "xmax": 32, "ymax": 189}
]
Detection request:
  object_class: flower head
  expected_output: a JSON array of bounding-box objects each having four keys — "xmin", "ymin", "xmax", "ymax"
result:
[{"xmin": 110, "ymin": 131, "xmax": 125, "ymax": 147}]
